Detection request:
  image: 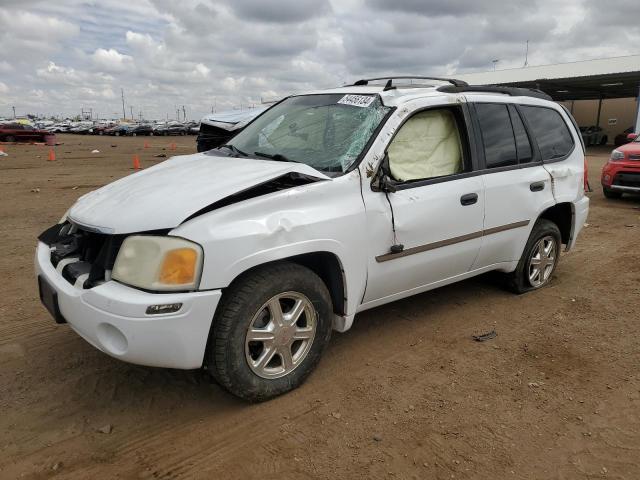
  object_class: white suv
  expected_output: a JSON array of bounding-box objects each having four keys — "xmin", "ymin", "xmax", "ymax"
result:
[{"xmin": 36, "ymin": 77, "xmax": 589, "ymax": 401}]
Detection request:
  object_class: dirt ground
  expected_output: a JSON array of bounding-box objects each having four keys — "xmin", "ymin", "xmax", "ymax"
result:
[{"xmin": 0, "ymin": 134, "xmax": 638, "ymax": 480}]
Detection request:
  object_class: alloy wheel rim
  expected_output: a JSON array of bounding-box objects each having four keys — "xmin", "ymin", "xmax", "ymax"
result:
[
  {"xmin": 527, "ymin": 235, "xmax": 557, "ymax": 287},
  {"xmin": 245, "ymin": 292, "xmax": 316, "ymax": 379}
]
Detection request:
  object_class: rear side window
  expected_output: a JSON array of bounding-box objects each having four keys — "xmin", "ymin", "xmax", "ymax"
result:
[
  {"xmin": 520, "ymin": 106, "xmax": 574, "ymax": 160},
  {"xmin": 475, "ymin": 103, "xmax": 517, "ymax": 168}
]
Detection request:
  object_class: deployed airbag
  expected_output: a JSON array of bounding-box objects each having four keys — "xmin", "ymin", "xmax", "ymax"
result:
[{"xmin": 388, "ymin": 109, "xmax": 462, "ymax": 182}]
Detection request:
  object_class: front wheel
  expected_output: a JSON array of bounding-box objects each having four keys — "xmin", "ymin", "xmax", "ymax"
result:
[
  {"xmin": 208, "ymin": 262, "xmax": 333, "ymax": 402},
  {"xmin": 506, "ymin": 219, "xmax": 561, "ymax": 294}
]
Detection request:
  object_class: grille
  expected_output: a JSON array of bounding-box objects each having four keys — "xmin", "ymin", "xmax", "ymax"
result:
[
  {"xmin": 613, "ymin": 172, "xmax": 640, "ymax": 188},
  {"xmin": 628, "ymin": 154, "xmax": 640, "ymax": 161},
  {"xmin": 39, "ymin": 223, "xmax": 124, "ymax": 288}
]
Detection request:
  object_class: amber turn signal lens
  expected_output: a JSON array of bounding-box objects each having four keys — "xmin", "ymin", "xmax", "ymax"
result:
[{"xmin": 159, "ymin": 248, "xmax": 198, "ymax": 285}]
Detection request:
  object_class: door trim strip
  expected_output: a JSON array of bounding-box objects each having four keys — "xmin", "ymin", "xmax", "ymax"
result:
[{"xmin": 375, "ymin": 220, "xmax": 530, "ymax": 263}]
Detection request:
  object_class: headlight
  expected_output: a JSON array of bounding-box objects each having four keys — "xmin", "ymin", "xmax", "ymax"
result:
[
  {"xmin": 610, "ymin": 150, "xmax": 625, "ymax": 161},
  {"xmin": 112, "ymin": 236, "xmax": 203, "ymax": 291}
]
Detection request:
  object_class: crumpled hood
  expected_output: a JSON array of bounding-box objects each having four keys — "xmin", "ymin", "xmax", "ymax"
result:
[{"xmin": 68, "ymin": 152, "xmax": 329, "ymax": 234}]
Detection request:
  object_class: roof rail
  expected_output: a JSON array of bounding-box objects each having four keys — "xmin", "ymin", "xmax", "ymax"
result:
[
  {"xmin": 352, "ymin": 76, "xmax": 469, "ymax": 90},
  {"xmin": 437, "ymin": 84, "xmax": 552, "ymax": 100}
]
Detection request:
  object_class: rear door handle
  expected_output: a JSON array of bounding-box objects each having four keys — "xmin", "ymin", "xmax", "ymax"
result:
[
  {"xmin": 460, "ymin": 193, "xmax": 478, "ymax": 206},
  {"xmin": 530, "ymin": 181, "xmax": 545, "ymax": 192}
]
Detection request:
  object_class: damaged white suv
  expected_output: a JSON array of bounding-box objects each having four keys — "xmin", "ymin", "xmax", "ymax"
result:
[{"xmin": 36, "ymin": 77, "xmax": 589, "ymax": 401}]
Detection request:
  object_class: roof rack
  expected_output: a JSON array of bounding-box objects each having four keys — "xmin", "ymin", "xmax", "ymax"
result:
[
  {"xmin": 436, "ymin": 84, "xmax": 552, "ymax": 100},
  {"xmin": 352, "ymin": 76, "xmax": 469, "ymax": 90}
]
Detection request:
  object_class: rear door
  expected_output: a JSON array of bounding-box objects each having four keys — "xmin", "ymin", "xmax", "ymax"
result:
[
  {"xmin": 519, "ymin": 105, "xmax": 584, "ymax": 204},
  {"xmin": 470, "ymin": 102, "xmax": 556, "ymax": 268}
]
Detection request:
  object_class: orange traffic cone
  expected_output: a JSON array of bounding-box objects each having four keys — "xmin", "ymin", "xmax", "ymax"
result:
[
  {"xmin": 132, "ymin": 154, "xmax": 141, "ymax": 170},
  {"xmin": 47, "ymin": 149, "xmax": 56, "ymax": 161},
  {"xmin": 144, "ymin": 141, "xmax": 149, "ymax": 149}
]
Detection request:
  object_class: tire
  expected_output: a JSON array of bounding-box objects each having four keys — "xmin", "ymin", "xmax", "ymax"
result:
[
  {"xmin": 5, "ymin": 135, "xmax": 15, "ymax": 143},
  {"xmin": 600, "ymin": 136, "xmax": 608, "ymax": 146},
  {"xmin": 208, "ymin": 262, "xmax": 333, "ymax": 402},
  {"xmin": 603, "ymin": 187, "xmax": 622, "ymax": 199},
  {"xmin": 506, "ymin": 218, "xmax": 562, "ymax": 294}
]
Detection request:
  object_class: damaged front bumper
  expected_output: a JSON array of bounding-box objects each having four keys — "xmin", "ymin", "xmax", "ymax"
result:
[{"xmin": 35, "ymin": 241, "xmax": 221, "ymax": 369}]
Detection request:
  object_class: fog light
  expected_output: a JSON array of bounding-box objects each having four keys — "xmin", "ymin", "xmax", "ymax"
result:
[{"xmin": 146, "ymin": 303, "xmax": 183, "ymax": 315}]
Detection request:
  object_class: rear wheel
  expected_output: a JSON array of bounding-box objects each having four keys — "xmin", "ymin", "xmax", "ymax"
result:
[
  {"xmin": 208, "ymin": 262, "xmax": 333, "ymax": 402},
  {"xmin": 603, "ymin": 187, "xmax": 622, "ymax": 199},
  {"xmin": 506, "ymin": 219, "xmax": 561, "ymax": 294}
]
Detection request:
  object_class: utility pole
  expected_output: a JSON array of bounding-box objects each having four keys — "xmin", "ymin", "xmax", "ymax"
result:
[
  {"xmin": 492, "ymin": 59, "xmax": 499, "ymax": 71},
  {"xmin": 524, "ymin": 40, "xmax": 529, "ymax": 67},
  {"xmin": 121, "ymin": 88, "xmax": 126, "ymax": 119},
  {"xmin": 12, "ymin": 106, "xmax": 16, "ymax": 118},
  {"xmin": 182, "ymin": 105, "xmax": 186, "ymax": 121},
  {"xmin": 130, "ymin": 106, "xmax": 133, "ymax": 119}
]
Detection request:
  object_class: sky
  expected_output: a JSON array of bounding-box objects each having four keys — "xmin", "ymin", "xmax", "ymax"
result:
[{"xmin": 0, "ymin": 0, "xmax": 639, "ymax": 121}]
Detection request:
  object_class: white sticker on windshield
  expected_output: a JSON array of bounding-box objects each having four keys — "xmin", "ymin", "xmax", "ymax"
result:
[{"xmin": 337, "ymin": 94, "xmax": 375, "ymax": 108}]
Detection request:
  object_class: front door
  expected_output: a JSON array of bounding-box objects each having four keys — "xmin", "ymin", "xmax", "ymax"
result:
[{"xmin": 360, "ymin": 103, "xmax": 484, "ymax": 307}]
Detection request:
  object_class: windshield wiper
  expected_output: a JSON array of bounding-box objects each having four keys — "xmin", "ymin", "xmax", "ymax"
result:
[
  {"xmin": 253, "ymin": 151, "xmax": 299, "ymax": 163},
  {"xmin": 218, "ymin": 144, "xmax": 248, "ymax": 157}
]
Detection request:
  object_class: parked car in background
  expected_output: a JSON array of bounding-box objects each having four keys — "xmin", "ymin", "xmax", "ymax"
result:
[
  {"xmin": 601, "ymin": 133, "xmax": 640, "ymax": 198},
  {"xmin": 105, "ymin": 124, "xmax": 132, "ymax": 136},
  {"xmin": 91, "ymin": 125, "xmax": 113, "ymax": 135},
  {"xmin": 614, "ymin": 126, "xmax": 635, "ymax": 147},
  {"xmin": 580, "ymin": 126, "xmax": 608, "ymax": 146},
  {"xmin": 197, "ymin": 108, "xmax": 266, "ymax": 152},
  {"xmin": 153, "ymin": 122, "xmax": 188, "ymax": 136},
  {"xmin": 46, "ymin": 124, "xmax": 71, "ymax": 133},
  {"xmin": 36, "ymin": 79, "xmax": 588, "ymax": 401},
  {"xmin": 0, "ymin": 123, "xmax": 51, "ymax": 143},
  {"xmin": 128, "ymin": 124, "xmax": 154, "ymax": 136},
  {"xmin": 68, "ymin": 123, "xmax": 94, "ymax": 135}
]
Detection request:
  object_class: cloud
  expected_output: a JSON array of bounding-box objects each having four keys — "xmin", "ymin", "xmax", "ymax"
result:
[
  {"xmin": 0, "ymin": 0, "xmax": 636, "ymax": 120},
  {"xmin": 227, "ymin": 0, "xmax": 331, "ymax": 23},
  {"xmin": 91, "ymin": 48, "xmax": 134, "ymax": 72}
]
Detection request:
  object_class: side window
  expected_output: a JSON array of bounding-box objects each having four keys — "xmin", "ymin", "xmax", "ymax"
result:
[
  {"xmin": 509, "ymin": 106, "xmax": 533, "ymax": 163},
  {"xmin": 475, "ymin": 103, "xmax": 517, "ymax": 168},
  {"xmin": 387, "ymin": 108, "xmax": 464, "ymax": 182},
  {"xmin": 520, "ymin": 106, "xmax": 574, "ymax": 160}
]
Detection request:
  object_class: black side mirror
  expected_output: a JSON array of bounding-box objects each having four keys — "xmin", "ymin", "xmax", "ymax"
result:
[{"xmin": 371, "ymin": 153, "xmax": 397, "ymax": 193}]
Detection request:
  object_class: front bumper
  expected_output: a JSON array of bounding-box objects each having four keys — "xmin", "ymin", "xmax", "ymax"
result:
[{"xmin": 35, "ymin": 241, "xmax": 221, "ymax": 369}]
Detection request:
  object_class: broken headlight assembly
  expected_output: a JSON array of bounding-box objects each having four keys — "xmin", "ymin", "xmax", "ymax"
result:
[{"xmin": 112, "ymin": 236, "xmax": 203, "ymax": 291}]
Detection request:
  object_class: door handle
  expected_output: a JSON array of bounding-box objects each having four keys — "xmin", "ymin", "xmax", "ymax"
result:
[
  {"xmin": 530, "ymin": 181, "xmax": 545, "ymax": 192},
  {"xmin": 460, "ymin": 193, "xmax": 478, "ymax": 206}
]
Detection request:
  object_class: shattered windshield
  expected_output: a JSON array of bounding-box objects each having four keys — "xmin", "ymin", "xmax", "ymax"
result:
[{"xmin": 227, "ymin": 94, "xmax": 390, "ymax": 173}]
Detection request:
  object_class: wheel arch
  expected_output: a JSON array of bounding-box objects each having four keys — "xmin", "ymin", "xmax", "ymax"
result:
[
  {"xmin": 538, "ymin": 202, "xmax": 573, "ymax": 246},
  {"xmin": 223, "ymin": 251, "xmax": 347, "ymax": 317}
]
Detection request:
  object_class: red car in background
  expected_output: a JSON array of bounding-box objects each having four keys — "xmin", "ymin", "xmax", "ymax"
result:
[
  {"xmin": 0, "ymin": 123, "xmax": 51, "ymax": 143},
  {"xmin": 601, "ymin": 133, "xmax": 640, "ymax": 198}
]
